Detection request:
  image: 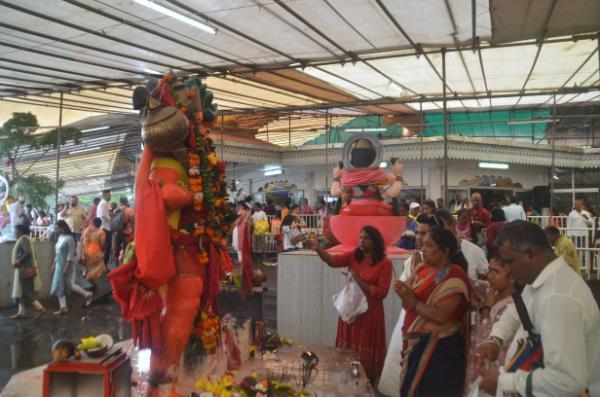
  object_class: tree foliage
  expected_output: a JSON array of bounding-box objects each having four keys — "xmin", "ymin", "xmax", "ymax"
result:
[{"xmin": 0, "ymin": 112, "xmax": 81, "ymax": 208}]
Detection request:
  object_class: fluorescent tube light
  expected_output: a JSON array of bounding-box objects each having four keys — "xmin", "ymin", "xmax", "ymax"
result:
[
  {"xmin": 379, "ymin": 162, "xmax": 387, "ymax": 168},
  {"xmin": 478, "ymin": 162, "xmax": 509, "ymax": 170},
  {"xmin": 141, "ymin": 68, "xmax": 162, "ymax": 75},
  {"xmin": 507, "ymin": 118, "xmax": 558, "ymax": 125},
  {"xmin": 553, "ymin": 175, "xmax": 560, "ymax": 180},
  {"xmin": 81, "ymin": 126, "xmax": 109, "ymax": 133},
  {"xmin": 69, "ymin": 146, "xmax": 101, "ymax": 155},
  {"xmin": 264, "ymin": 169, "xmax": 283, "ymax": 176},
  {"xmin": 345, "ymin": 128, "xmax": 387, "ymax": 132},
  {"xmin": 134, "ymin": 0, "xmax": 217, "ymax": 35}
]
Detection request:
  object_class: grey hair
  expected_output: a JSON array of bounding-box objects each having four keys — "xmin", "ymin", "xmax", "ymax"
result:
[{"xmin": 495, "ymin": 220, "xmax": 553, "ymax": 253}]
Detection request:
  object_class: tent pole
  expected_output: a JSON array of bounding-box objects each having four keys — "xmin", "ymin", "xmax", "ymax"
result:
[
  {"xmin": 54, "ymin": 92, "xmax": 63, "ymax": 224},
  {"xmin": 572, "ymin": 167, "xmax": 576, "ymax": 207},
  {"xmin": 442, "ymin": 48, "xmax": 449, "ymax": 207},
  {"xmin": 325, "ymin": 108, "xmax": 329, "ymax": 191},
  {"xmin": 288, "ymin": 113, "xmax": 291, "ymax": 147},
  {"xmin": 550, "ymin": 93, "xmax": 557, "ymax": 213},
  {"xmin": 220, "ymin": 112, "xmax": 224, "ymax": 160},
  {"xmin": 420, "ymin": 100, "xmax": 424, "ymax": 203}
]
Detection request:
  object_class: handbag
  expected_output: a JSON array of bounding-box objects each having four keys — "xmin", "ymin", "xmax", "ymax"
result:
[{"xmin": 20, "ymin": 266, "xmax": 37, "ymax": 279}]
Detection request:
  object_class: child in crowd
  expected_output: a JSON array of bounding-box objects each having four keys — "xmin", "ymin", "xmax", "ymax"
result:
[
  {"xmin": 455, "ymin": 208, "xmax": 473, "ymax": 241},
  {"xmin": 464, "ymin": 257, "xmax": 518, "ymax": 397}
]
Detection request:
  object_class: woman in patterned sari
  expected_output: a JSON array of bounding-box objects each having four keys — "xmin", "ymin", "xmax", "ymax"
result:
[{"xmin": 394, "ymin": 227, "xmax": 470, "ymax": 397}]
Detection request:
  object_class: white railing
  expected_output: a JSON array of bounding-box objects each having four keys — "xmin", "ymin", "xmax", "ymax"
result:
[
  {"xmin": 577, "ymin": 248, "xmax": 600, "ymax": 280},
  {"xmin": 30, "ymin": 226, "xmax": 51, "ymax": 240},
  {"xmin": 266, "ymin": 214, "xmax": 323, "ymax": 232}
]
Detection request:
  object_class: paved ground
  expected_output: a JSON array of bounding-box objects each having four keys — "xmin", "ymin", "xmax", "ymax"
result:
[{"xmin": 0, "ymin": 277, "xmax": 131, "ymax": 389}]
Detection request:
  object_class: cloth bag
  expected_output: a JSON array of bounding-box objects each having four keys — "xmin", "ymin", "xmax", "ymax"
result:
[
  {"xmin": 332, "ymin": 273, "xmax": 368, "ymax": 324},
  {"xmin": 253, "ymin": 219, "xmax": 270, "ymax": 235}
]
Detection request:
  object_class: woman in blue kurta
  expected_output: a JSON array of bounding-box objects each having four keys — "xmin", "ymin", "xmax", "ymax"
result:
[{"xmin": 51, "ymin": 220, "xmax": 92, "ymax": 314}]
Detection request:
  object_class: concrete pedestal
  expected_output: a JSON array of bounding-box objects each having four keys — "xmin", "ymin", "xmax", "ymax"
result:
[
  {"xmin": 0, "ymin": 241, "xmax": 54, "ymax": 308},
  {"xmin": 277, "ymin": 250, "xmax": 409, "ymax": 347}
]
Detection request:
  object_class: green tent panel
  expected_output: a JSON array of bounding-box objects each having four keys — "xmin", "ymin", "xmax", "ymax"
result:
[{"xmin": 302, "ymin": 109, "xmax": 551, "ymax": 146}]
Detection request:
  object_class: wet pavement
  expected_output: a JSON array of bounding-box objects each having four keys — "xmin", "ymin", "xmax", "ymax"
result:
[{"xmin": 0, "ymin": 277, "xmax": 131, "ymax": 389}]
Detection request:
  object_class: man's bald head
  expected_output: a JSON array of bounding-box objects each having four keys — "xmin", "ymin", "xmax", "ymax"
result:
[{"xmin": 471, "ymin": 192, "xmax": 482, "ymax": 209}]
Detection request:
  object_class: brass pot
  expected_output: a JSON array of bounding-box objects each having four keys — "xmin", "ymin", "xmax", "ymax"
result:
[{"xmin": 141, "ymin": 106, "xmax": 189, "ymax": 152}]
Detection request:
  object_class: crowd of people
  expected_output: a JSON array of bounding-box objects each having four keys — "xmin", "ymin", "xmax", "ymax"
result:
[
  {"xmin": 7, "ymin": 186, "xmax": 600, "ymax": 395},
  {"xmin": 308, "ymin": 197, "xmax": 599, "ymax": 396},
  {"xmin": 9, "ymin": 189, "xmax": 134, "ymax": 319}
]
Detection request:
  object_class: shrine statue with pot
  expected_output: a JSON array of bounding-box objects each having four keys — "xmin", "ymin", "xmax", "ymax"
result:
[
  {"xmin": 329, "ymin": 134, "xmax": 407, "ymax": 253},
  {"xmin": 109, "ymin": 75, "xmax": 235, "ymax": 392}
]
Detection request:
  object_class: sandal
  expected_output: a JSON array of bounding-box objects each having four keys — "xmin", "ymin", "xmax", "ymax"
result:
[
  {"xmin": 34, "ymin": 308, "xmax": 48, "ymax": 319},
  {"xmin": 10, "ymin": 313, "xmax": 27, "ymax": 320},
  {"xmin": 84, "ymin": 294, "xmax": 94, "ymax": 307},
  {"xmin": 53, "ymin": 308, "xmax": 68, "ymax": 315}
]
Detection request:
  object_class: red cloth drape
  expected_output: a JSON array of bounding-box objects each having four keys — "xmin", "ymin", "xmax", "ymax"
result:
[
  {"xmin": 109, "ymin": 260, "xmax": 163, "ymax": 350},
  {"xmin": 341, "ymin": 168, "xmax": 387, "ymax": 186},
  {"xmin": 133, "ymin": 180, "xmax": 176, "ymax": 290}
]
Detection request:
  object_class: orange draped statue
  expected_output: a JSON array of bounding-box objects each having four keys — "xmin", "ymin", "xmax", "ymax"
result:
[{"xmin": 109, "ymin": 76, "xmax": 234, "ymax": 391}]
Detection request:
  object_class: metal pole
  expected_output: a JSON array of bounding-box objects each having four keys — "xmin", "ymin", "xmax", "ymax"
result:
[
  {"xmin": 442, "ymin": 48, "xmax": 449, "ymax": 207},
  {"xmin": 420, "ymin": 100, "xmax": 424, "ymax": 203},
  {"xmin": 325, "ymin": 109, "xmax": 329, "ymax": 190},
  {"xmin": 550, "ymin": 93, "xmax": 557, "ymax": 213},
  {"xmin": 572, "ymin": 167, "xmax": 576, "ymax": 207},
  {"xmin": 288, "ymin": 113, "xmax": 292, "ymax": 147},
  {"xmin": 54, "ymin": 92, "xmax": 63, "ymax": 224},
  {"xmin": 220, "ymin": 112, "xmax": 224, "ymax": 160}
]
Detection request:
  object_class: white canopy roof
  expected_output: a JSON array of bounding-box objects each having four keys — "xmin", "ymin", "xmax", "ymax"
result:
[{"xmin": 0, "ymin": 0, "xmax": 598, "ymax": 145}]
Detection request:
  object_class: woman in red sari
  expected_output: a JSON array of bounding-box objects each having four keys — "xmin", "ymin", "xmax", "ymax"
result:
[
  {"xmin": 394, "ymin": 228, "xmax": 470, "ymax": 397},
  {"xmin": 311, "ymin": 225, "xmax": 392, "ymax": 382}
]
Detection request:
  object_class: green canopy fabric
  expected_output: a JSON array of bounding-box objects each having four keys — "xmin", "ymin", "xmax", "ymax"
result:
[
  {"xmin": 423, "ymin": 109, "xmax": 551, "ymax": 140},
  {"xmin": 303, "ymin": 109, "xmax": 551, "ymax": 146}
]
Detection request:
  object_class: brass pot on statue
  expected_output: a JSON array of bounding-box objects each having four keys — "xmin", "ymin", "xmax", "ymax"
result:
[{"xmin": 141, "ymin": 98, "xmax": 189, "ymax": 153}]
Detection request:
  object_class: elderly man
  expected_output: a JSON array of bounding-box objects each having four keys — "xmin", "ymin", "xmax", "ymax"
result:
[
  {"xmin": 60, "ymin": 195, "xmax": 87, "ymax": 242},
  {"xmin": 476, "ymin": 221, "xmax": 599, "ymax": 396},
  {"xmin": 567, "ymin": 198, "xmax": 593, "ymax": 248},
  {"xmin": 469, "ymin": 192, "xmax": 491, "ymax": 226}
]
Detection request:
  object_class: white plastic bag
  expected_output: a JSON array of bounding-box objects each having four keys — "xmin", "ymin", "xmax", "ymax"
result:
[{"xmin": 333, "ymin": 274, "xmax": 368, "ymax": 324}]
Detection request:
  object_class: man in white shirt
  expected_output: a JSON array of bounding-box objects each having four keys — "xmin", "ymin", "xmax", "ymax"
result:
[
  {"xmin": 461, "ymin": 237, "xmax": 489, "ymax": 280},
  {"xmin": 96, "ymin": 189, "xmax": 112, "ymax": 265},
  {"xmin": 566, "ymin": 199, "xmax": 593, "ymax": 247},
  {"xmin": 251, "ymin": 203, "xmax": 268, "ymax": 223},
  {"xmin": 476, "ymin": 220, "xmax": 600, "ymax": 397},
  {"xmin": 502, "ymin": 196, "xmax": 526, "ymax": 222}
]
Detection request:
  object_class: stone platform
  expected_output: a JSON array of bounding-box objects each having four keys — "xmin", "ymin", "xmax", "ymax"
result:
[{"xmin": 2, "ymin": 339, "xmax": 373, "ymax": 397}]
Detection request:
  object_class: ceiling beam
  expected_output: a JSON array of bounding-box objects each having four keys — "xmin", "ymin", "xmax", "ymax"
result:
[{"xmin": 220, "ymin": 86, "xmax": 600, "ymax": 114}]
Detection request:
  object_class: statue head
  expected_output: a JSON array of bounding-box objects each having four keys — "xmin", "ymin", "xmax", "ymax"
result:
[{"xmin": 342, "ymin": 134, "xmax": 383, "ymax": 169}]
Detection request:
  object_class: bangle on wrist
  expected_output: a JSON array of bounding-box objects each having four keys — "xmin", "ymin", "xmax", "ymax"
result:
[
  {"xmin": 487, "ymin": 336, "xmax": 503, "ymax": 349},
  {"xmin": 333, "ymin": 177, "xmax": 341, "ymax": 182},
  {"xmin": 395, "ymin": 175, "xmax": 404, "ymax": 182}
]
